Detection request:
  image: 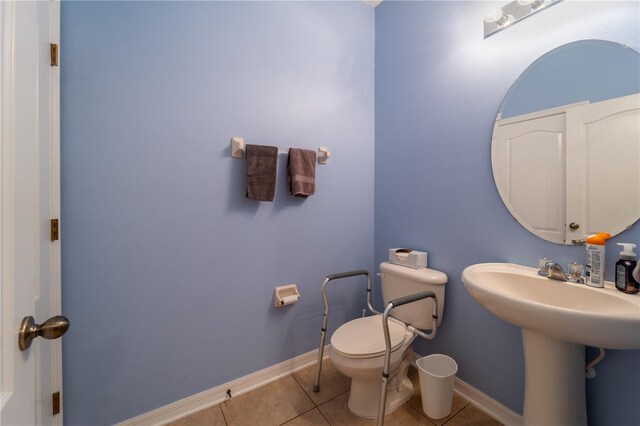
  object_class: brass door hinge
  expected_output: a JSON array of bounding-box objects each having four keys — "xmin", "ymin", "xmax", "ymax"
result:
[
  {"xmin": 50, "ymin": 219, "xmax": 59, "ymax": 241},
  {"xmin": 50, "ymin": 43, "xmax": 58, "ymax": 66},
  {"xmin": 52, "ymin": 391, "xmax": 60, "ymax": 415}
]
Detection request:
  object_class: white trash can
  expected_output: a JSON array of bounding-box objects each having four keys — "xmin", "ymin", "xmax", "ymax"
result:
[{"xmin": 416, "ymin": 354, "xmax": 458, "ymax": 419}]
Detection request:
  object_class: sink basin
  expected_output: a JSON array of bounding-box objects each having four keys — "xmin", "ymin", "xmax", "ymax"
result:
[
  {"xmin": 462, "ymin": 263, "xmax": 640, "ymax": 349},
  {"xmin": 462, "ymin": 263, "xmax": 640, "ymax": 426}
]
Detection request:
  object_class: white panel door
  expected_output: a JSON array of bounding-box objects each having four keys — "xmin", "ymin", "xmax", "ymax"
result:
[
  {"xmin": 1, "ymin": 1, "xmax": 62, "ymax": 425},
  {"xmin": 493, "ymin": 114, "xmax": 567, "ymax": 243},
  {"xmin": 580, "ymin": 94, "xmax": 640, "ymax": 236}
]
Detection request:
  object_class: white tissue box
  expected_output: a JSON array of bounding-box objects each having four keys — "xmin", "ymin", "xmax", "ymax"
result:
[{"xmin": 388, "ymin": 248, "xmax": 428, "ymax": 269}]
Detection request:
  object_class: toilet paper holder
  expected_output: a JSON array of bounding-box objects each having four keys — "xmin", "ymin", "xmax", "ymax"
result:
[{"xmin": 274, "ymin": 284, "xmax": 300, "ymax": 307}]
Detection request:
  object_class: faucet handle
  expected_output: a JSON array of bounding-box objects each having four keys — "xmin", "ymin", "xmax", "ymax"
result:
[
  {"xmin": 568, "ymin": 263, "xmax": 585, "ymax": 283},
  {"xmin": 537, "ymin": 258, "xmax": 551, "ymax": 276}
]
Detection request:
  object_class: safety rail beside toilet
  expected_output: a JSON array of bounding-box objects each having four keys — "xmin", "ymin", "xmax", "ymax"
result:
[
  {"xmin": 313, "ymin": 270, "xmax": 439, "ymax": 426},
  {"xmin": 313, "ymin": 270, "xmax": 379, "ymax": 393},
  {"xmin": 378, "ymin": 292, "xmax": 438, "ymax": 426}
]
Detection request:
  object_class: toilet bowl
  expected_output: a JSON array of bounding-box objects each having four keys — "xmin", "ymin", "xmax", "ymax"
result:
[
  {"xmin": 330, "ymin": 316, "xmax": 416, "ymax": 418},
  {"xmin": 328, "ymin": 262, "xmax": 448, "ymax": 419}
]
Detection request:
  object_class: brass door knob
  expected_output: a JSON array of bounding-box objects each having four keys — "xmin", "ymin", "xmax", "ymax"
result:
[
  {"xmin": 18, "ymin": 315, "xmax": 70, "ymax": 351},
  {"xmin": 569, "ymin": 222, "xmax": 580, "ymax": 230}
]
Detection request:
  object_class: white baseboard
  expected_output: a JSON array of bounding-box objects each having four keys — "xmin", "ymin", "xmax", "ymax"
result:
[
  {"xmin": 120, "ymin": 346, "xmax": 522, "ymax": 426},
  {"xmin": 454, "ymin": 379, "xmax": 523, "ymax": 426},
  {"xmin": 118, "ymin": 346, "xmax": 328, "ymax": 426}
]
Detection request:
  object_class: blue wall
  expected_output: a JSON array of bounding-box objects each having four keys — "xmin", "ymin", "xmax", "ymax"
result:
[
  {"xmin": 61, "ymin": 2, "xmax": 374, "ymax": 424},
  {"xmin": 375, "ymin": 1, "xmax": 639, "ymax": 425},
  {"xmin": 500, "ymin": 39, "xmax": 640, "ymax": 119}
]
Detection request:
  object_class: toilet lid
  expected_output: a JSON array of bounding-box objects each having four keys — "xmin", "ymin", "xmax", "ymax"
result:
[{"xmin": 331, "ymin": 316, "xmax": 408, "ymax": 359}]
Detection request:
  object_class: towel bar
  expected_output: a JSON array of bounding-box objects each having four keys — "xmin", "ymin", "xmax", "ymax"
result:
[{"xmin": 230, "ymin": 137, "xmax": 330, "ymax": 164}]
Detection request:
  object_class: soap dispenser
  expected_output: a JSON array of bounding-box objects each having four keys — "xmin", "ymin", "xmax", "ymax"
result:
[{"xmin": 615, "ymin": 243, "xmax": 638, "ymax": 294}]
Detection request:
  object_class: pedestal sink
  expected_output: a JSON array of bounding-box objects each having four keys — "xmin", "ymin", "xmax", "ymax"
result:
[{"xmin": 462, "ymin": 263, "xmax": 640, "ymax": 426}]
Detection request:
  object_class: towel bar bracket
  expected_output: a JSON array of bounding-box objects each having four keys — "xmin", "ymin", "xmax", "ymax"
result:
[
  {"xmin": 231, "ymin": 137, "xmax": 244, "ymax": 158},
  {"xmin": 318, "ymin": 147, "xmax": 331, "ymax": 164}
]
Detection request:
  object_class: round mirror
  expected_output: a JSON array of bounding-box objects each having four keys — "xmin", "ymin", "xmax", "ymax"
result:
[{"xmin": 491, "ymin": 40, "xmax": 640, "ymax": 245}]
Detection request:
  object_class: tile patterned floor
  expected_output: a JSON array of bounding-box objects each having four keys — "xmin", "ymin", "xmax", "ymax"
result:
[{"xmin": 168, "ymin": 360, "xmax": 503, "ymax": 426}]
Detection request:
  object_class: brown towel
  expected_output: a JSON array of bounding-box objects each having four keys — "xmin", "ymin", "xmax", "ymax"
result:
[
  {"xmin": 246, "ymin": 144, "xmax": 278, "ymax": 202},
  {"xmin": 288, "ymin": 148, "xmax": 316, "ymax": 198}
]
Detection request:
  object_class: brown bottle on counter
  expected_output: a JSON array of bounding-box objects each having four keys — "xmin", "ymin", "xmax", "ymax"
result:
[{"xmin": 615, "ymin": 243, "xmax": 639, "ymax": 294}]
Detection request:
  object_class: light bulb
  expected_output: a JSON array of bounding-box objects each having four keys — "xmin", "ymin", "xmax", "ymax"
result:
[
  {"xmin": 484, "ymin": 6, "xmax": 507, "ymax": 25},
  {"xmin": 518, "ymin": 0, "xmax": 545, "ymax": 9}
]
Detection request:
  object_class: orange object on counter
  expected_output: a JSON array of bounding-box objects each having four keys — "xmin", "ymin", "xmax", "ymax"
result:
[{"xmin": 586, "ymin": 232, "xmax": 612, "ymax": 245}]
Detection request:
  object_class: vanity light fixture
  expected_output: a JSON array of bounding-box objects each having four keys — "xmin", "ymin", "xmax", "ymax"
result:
[{"xmin": 484, "ymin": 0, "xmax": 563, "ymax": 39}]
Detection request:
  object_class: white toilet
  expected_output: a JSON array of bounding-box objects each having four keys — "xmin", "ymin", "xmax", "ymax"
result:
[{"xmin": 329, "ymin": 262, "xmax": 447, "ymax": 418}]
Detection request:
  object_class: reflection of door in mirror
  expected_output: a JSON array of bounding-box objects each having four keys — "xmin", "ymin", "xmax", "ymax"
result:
[
  {"xmin": 493, "ymin": 93, "xmax": 640, "ymax": 244},
  {"xmin": 493, "ymin": 113, "xmax": 566, "ymax": 243},
  {"xmin": 491, "ymin": 112, "xmax": 566, "ymax": 243},
  {"xmin": 574, "ymin": 94, "xmax": 640, "ymax": 237}
]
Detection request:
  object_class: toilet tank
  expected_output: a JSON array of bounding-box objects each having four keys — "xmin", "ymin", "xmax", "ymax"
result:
[{"xmin": 380, "ymin": 262, "xmax": 447, "ymax": 330}]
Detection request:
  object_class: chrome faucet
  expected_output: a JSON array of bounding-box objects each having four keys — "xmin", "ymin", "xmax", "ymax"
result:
[
  {"xmin": 538, "ymin": 259, "xmax": 585, "ymax": 283},
  {"xmin": 545, "ymin": 262, "xmax": 569, "ymax": 281}
]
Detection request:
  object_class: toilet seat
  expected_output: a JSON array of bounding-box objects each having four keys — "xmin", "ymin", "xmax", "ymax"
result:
[{"xmin": 331, "ymin": 316, "xmax": 408, "ymax": 359}]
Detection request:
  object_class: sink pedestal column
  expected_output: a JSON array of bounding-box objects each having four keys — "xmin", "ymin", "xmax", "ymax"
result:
[{"xmin": 522, "ymin": 330, "xmax": 586, "ymax": 426}]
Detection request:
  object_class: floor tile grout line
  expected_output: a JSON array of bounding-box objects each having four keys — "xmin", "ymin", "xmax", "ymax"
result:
[
  {"xmin": 450, "ymin": 399, "xmax": 472, "ymax": 422},
  {"xmin": 441, "ymin": 403, "xmax": 471, "ymax": 426},
  {"xmin": 320, "ymin": 389, "xmax": 350, "ymax": 407},
  {"xmin": 277, "ymin": 406, "xmax": 321, "ymax": 426},
  {"xmin": 290, "ymin": 372, "xmax": 319, "ymax": 408},
  {"xmin": 217, "ymin": 374, "xmax": 316, "ymax": 426},
  {"xmin": 219, "ymin": 403, "xmax": 229, "ymax": 426},
  {"xmin": 406, "ymin": 389, "xmax": 470, "ymax": 426},
  {"xmin": 291, "ymin": 365, "xmax": 353, "ymax": 410},
  {"xmin": 441, "ymin": 408, "xmax": 460, "ymax": 426},
  {"xmin": 316, "ymin": 406, "xmax": 332, "ymax": 426},
  {"xmin": 316, "ymin": 390, "xmax": 351, "ymax": 426},
  {"xmin": 405, "ymin": 402, "xmax": 438, "ymax": 426},
  {"xmin": 219, "ymin": 400, "xmax": 230, "ymax": 426}
]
